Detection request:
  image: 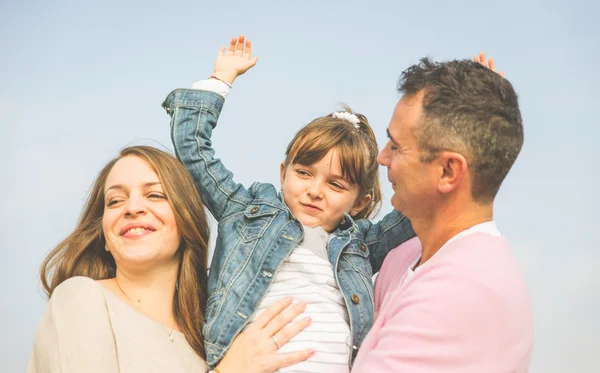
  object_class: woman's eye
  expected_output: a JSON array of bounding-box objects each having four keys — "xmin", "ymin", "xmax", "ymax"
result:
[
  {"xmin": 148, "ymin": 193, "xmax": 167, "ymax": 200},
  {"xmin": 390, "ymin": 145, "xmax": 398, "ymax": 151},
  {"xmin": 296, "ymin": 170, "xmax": 309, "ymax": 176},
  {"xmin": 107, "ymin": 199, "xmax": 123, "ymax": 207}
]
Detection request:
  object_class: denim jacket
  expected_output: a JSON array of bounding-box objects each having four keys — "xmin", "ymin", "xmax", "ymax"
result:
[{"xmin": 162, "ymin": 89, "xmax": 415, "ymax": 367}]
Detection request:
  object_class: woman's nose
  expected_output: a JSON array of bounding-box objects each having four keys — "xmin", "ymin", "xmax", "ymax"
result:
[{"xmin": 124, "ymin": 194, "xmax": 147, "ymax": 217}]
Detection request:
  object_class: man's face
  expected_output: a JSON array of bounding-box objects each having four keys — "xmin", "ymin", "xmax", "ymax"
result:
[{"xmin": 377, "ymin": 91, "xmax": 439, "ymax": 219}]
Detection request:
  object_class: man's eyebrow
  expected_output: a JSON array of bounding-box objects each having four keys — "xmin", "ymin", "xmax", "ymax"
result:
[
  {"xmin": 105, "ymin": 182, "xmax": 161, "ymax": 193},
  {"xmin": 386, "ymin": 129, "xmax": 401, "ymax": 146}
]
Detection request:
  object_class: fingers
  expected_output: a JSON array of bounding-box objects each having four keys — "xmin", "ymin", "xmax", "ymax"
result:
[
  {"xmin": 272, "ymin": 315, "xmax": 312, "ymax": 345},
  {"xmin": 275, "ymin": 349, "xmax": 315, "ymax": 370},
  {"xmin": 474, "ymin": 52, "xmax": 486, "ymax": 66},
  {"xmin": 235, "ymin": 35, "xmax": 245, "ymax": 55},
  {"xmin": 488, "ymin": 57, "xmax": 496, "ymax": 71},
  {"xmin": 474, "ymin": 52, "xmax": 504, "ymax": 77},
  {"xmin": 225, "ymin": 35, "xmax": 255, "ymax": 61},
  {"xmin": 245, "ymin": 39, "xmax": 252, "ymax": 57},
  {"xmin": 252, "ymin": 297, "xmax": 293, "ymax": 330},
  {"xmin": 263, "ymin": 302, "xmax": 307, "ymax": 337},
  {"xmin": 227, "ymin": 37, "xmax": 237, "ymax": 55},
  {"xmin": 217, "ymin": 46, "xmax": 226, "ymax": 57}
]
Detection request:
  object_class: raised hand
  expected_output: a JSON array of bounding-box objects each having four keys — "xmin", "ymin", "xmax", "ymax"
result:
[
  {"xmin": 212, "ymin": 35, "xmax": 258, "ymax": 85},
  {"xmin": 474, "ymin": 52, "xmax": 504, "ymax": 77}
]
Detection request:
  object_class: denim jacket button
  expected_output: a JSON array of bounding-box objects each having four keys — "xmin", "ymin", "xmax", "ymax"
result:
[
  {"xmin": 250, "ymin": 206, "xmax": 259, "ymax": 214},
  {"xmin": 262, "ymin": 270, "xmax": 273, "ymax": 278},
  {"xmin": 359, "ymin": 244, "xmax": 367, "ymax": 252},
  {"xmin": 351, "ymin": 294, "xmax": 360, "ymax": 304}
]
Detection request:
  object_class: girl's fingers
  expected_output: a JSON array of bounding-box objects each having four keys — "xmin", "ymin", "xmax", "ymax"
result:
[
  {"xmin": 488, "ymin": 58, "xmax": 496, "ymax": 71},
  {"xmin": 245, "ymin": 39, "xmax": 252, "ymax": 57},
  {"xmin": 479, "ymin": 52, "xmax": 486, "ymax": 66},
  {"xmin": 251, "ymin": 297, "xmax": 293, "ymax": 330},
  {"xmin": 263, "ymin": 302, "xmax": 307, "ymax": 337},
  {"xmin": 235, "ymin": 35, "xmax": 245, "ymax": 55},
  {"xmin": 227, "ymin": 37, "xmax": 237, "ymax": 55},
  {"xmin": 217, "ymin": 46, "xmax": 226, "ymax": 57}
]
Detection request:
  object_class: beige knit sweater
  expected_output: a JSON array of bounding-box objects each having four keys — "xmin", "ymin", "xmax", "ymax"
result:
[{"xmin": 28, "ymin": 276, "xmax": 205, "ymax": 373}]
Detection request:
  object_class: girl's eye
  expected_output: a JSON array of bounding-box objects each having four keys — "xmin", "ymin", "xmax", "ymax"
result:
[
  {"xmin": 296, "ymin": 170, "xmax": 309, "ymax": 176},
  {"xmin": 330, "ymin": 182, "xmax": 345, "ymax": 190},
  {"xmin": 390, "ymin": 145, "xmax": 398, "ymax": 151}
]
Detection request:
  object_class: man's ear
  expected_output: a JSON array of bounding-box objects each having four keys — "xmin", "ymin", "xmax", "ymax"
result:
[
  {"xmin": 280, "ymin": 162, "xmax": 286, "ymax": 185},
  {"xmin": 350, "ymin": 193, "xmax": 372, "ymax": 217},
  {"xmin": 437, "ymin": 151, "xmax": 468, "ymax": 194}
]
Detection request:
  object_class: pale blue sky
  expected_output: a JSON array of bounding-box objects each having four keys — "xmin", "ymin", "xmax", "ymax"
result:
[{"xmin": 2, "ymin": 0, "xmax": 598, "ymax": 372}]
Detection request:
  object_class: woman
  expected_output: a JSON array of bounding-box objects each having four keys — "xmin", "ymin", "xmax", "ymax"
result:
[{"xmin": 28, "ymin": 145, "xmax": 312, "ymax": 373}]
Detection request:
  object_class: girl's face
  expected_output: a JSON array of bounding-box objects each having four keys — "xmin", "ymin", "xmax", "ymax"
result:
[
  {"xmin": 280, "ymin": 148, "xmax": 371, "ymax": 232},
  {"xmin": 102, "ymin": 155, "xmax": 181, "ymax": 271}
]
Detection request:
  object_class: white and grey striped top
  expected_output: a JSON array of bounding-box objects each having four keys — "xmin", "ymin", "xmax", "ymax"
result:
[{"xmin": 247, "ymin": 226, "xmax": 351, "ymax": 373}]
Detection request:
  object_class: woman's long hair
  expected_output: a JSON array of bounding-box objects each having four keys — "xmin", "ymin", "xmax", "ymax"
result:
[{"xmin": 40, "ymin": 145, "xmax": 210, "ymax": 359}]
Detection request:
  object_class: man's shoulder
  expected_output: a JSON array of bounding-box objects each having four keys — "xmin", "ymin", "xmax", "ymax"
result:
[
  {"xmin": 417, "ymin": 234, "xmax": 531, "ymax": 314},
  {"xmin": 440, "ymin": 233, "xmax": 524, "ymax": 282}
]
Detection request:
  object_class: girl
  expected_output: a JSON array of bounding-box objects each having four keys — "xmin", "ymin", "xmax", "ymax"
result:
[{"xmin": 162, "ymin": 36, "xmax": 415, "ymax": 373}]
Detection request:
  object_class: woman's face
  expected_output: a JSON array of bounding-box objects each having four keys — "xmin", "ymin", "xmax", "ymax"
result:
[{"xmin": 102, "ymin": 155, "xmax": 181, "ymax": 270}]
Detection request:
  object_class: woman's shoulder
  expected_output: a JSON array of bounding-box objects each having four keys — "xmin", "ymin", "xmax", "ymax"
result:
[{"xmin": 50, "ymin": 276, "xmax": 108, "ymax": 311}]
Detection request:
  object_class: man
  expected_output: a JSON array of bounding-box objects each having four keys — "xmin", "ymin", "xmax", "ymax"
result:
[{"xmin": 351, "ymin": 56, "xmax": 534, "ymax": 372}]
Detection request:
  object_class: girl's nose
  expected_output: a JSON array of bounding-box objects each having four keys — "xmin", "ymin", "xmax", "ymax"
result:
[{"xmin": 307, "ymin": 182, "xmax": 323, "ymax": 199}]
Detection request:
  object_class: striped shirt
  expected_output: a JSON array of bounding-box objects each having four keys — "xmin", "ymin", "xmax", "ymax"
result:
[{"xmin": 248, "ymin": 226, "xmax": 351, "ymax": 373}]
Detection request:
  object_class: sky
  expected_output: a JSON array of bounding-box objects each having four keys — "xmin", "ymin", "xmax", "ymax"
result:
[{"xmin": 1, "ymin": 0, "xmax": 598, "ymax": 371}]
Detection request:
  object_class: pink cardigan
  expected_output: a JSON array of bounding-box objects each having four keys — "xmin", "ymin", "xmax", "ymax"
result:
[{"xmin": 351, "ymin": 234, "xmax": 533, "ymax": 373}]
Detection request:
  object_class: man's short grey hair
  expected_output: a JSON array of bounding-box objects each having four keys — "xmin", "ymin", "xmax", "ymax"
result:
[{"xmin": 398, "ymin": 57, "xmax": 524, "ymax": 203}]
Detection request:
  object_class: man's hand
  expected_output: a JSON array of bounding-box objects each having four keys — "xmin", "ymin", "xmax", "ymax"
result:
[
  {"xmin": 474, "ymin": 52, "xmax": 504, "ymax": 77},
  {"xmin": 212, "ymin": 35, "xmax": 258, "ymax": 85}
]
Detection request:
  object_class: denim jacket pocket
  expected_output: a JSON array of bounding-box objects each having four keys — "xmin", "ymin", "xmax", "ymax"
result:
[
  {"xmin": 240, "ymin": 204, "xmax": 279, "ymax": 242},
  {"xmin": 341, "ymin": 242, "xmax": 374, "ymax": 280}
]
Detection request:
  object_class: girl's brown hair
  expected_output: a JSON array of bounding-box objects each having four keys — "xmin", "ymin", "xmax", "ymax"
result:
[
  {"xmin": 284, "ymin": 106, "xmax": 382, "ymax": 219},
  {"xmin": 40, "ymin": 145, "xmax": 209, "ymax": 359}
]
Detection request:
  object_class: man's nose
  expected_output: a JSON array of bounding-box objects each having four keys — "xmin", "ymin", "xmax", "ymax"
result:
[{"xmin": 377, "ymin": 147, "xmax": 389, "ymax": 166}]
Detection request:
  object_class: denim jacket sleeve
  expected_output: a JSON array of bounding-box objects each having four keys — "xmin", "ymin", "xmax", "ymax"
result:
[
  {"xmin": 360, "ymin": 210, "xmax": 416, "ymax": 273},
  {"xmin": 162, "ymin": 89, "xmax": 252, "ymax": 221}
]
